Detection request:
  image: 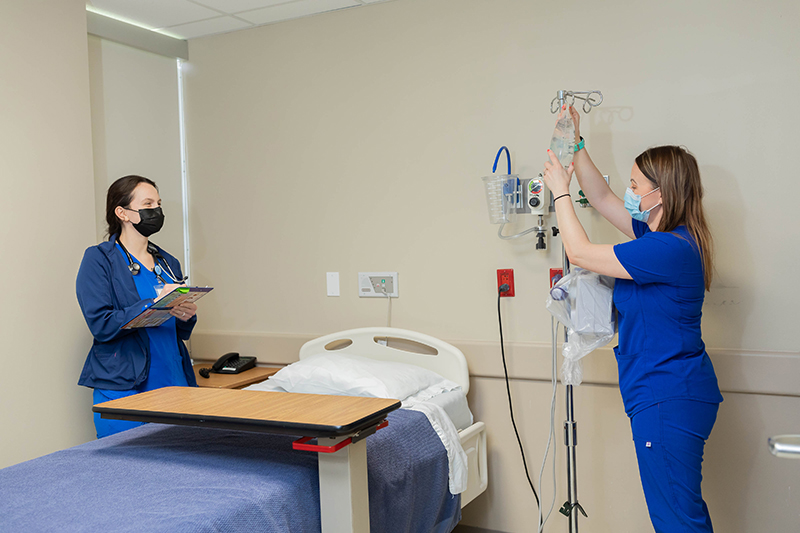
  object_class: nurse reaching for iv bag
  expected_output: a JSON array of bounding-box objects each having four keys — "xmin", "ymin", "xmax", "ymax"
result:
[{"xmin": 541, "ymin": 106, "xmax": 723, "ymax": 533}]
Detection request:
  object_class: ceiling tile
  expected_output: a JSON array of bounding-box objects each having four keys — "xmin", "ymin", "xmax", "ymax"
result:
[
  {"xmin": 237, "ymin": 0, "xmax": 359, "ymax": 26},
  {"xmin": 157, "ymin": 16, "xmax": 253, "ymax": 40},
  {"xmin": 188, "ymin": 0, "xmax": 288, "ymax": 15},
  {"xmin": 87, "ymin": 0, "xmax": 221, "ymax": 29}
]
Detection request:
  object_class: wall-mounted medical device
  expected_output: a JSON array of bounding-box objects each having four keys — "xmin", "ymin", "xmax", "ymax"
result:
[
  {"xmin": 481, "ymin": 146, "xmax": 552, "ymax": 248},
  {"xmin": 575, "ymin": 176, "xmax": 610, "ymax": 208},
  {"xmin": 358, "ymin": 272, "xmax": 398, "ymax": 298},
  {"xmin": 481, "ymin": 146, "xmax": 518, "ymax": 225},
  {"xmin": 481, "ymin": 90, "xmax": 604, "ymax": 252},
  {"xmin": 526, "ymin": 176, "xmax": 548, "ymax": 215}
]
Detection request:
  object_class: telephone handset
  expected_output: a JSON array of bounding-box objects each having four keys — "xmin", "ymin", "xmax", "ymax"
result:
[{"xmin": 199, "ymin": 352, "xmax": 257, "ymax": 378}]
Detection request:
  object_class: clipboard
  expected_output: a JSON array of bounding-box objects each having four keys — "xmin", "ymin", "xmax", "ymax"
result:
[{"xmin": 121, "ymin": 286, "xmax": 213, "ymax": 329}]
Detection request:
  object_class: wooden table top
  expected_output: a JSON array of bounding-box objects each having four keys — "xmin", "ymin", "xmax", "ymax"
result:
[
  {"xmin": 193, "ymin": 364, "xmax": 280, "ymax": 389},
  {"xmin": 93, "ymin": 386, "xmax": 401, "ymax": 437}
]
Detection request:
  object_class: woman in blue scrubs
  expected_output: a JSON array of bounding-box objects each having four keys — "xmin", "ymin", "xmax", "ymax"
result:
[
  {"xmin": 542, "ymin": 107, "xmax": 723, "ymax": 532},
  {"xmin": 76, "ymin": 175, "xmax": 199, "ymax": 438}
]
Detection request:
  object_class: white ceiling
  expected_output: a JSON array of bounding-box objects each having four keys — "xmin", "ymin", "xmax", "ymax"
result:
[{"xmin": 86, "ymin": 0, "xmax": 393, "ymax": 40}]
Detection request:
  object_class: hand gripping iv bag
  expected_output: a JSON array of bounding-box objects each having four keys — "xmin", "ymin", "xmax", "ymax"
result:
[
  {"xmin": 546, "ymin": 268, "xmax": 616, "ymax": 386},
  {"xmin": 549, "ymin": 105, "xmax": 575, "ymax": 168}
]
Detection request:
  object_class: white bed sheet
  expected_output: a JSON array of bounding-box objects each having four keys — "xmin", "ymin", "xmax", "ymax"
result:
[
  {"xmin": 243, "ymin": 379, "xmax": 473, "ymax": 431},
  {"xmin": 243, "ymin": 377, "xmax": 471, "ymax": 494},
  {"xmin": 404, "ymin": 389, "xmax": 473, "ymax": 431}
]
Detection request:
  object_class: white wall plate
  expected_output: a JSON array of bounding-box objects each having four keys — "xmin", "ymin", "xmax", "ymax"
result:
[{"xmin": 358, "ymin": 272, "xmax": 398, "ymax": 298}]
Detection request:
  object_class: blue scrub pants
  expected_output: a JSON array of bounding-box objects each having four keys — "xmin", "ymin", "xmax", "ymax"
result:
[
  {"xmin": 93, "ymin": 389, "xmax": 145, "ymax": 439},
  {"xmin": 631, "ymin": 400, "xmax": 719, "ymax": 533}
]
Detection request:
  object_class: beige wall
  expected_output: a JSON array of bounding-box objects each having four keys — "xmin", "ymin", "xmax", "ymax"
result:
[
  {"xmin": 0, "ymin": 0, "xmax": 97, "ymax": 467},
  {"xmin": 88, "ymin": 35, "xmax": 186, "ymax": 263},
  {"xmin": 182, "ymin": 0, "xmax": 800, "ymax": 531},
  {"xmin": 183, "ymin": 0, "xmax": 799, "ymax": 351}
]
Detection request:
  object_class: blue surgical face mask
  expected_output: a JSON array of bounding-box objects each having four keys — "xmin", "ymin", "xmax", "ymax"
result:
[{"xmin": 624, "ymin": 187, "xmax": 661, "ymax": 222}]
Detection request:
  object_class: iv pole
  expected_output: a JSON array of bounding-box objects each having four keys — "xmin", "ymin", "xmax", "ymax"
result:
[
  {"xmin": 561, "ymin": 246, "xmax": 585, "ymax": 532},
  {"xmin": 551, "ymin": 89, "xmax": 602, "ymax": 532}
]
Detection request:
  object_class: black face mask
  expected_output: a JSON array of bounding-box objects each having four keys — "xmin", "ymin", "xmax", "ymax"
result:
[{"xmin": 125, "ymin": 206, "xmax": 164, "ymax": 237}]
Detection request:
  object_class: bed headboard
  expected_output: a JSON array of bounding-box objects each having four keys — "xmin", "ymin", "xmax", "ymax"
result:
[{"xmin": 299, "ymin": 327, "xmax": 470, "ymax": 394}]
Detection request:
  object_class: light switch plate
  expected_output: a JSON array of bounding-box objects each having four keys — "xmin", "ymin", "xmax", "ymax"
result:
[{"xmin": 326, "ymin": 272, "xmax": 340, "ymax": 296}]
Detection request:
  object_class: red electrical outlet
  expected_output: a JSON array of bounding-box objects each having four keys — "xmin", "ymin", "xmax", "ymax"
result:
[
  {"xmin": 497, "ymin": 269, "xmax": 515, "ymax": 297},
  {"xmin": 550, "ymin": 268, "xmax": 563, "ymax": 288}
]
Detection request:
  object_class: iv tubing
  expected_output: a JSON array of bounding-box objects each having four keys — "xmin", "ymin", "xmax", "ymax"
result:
[{"xmin": 538, "ymin": 317, "xmax": 560, "ymax": 531}]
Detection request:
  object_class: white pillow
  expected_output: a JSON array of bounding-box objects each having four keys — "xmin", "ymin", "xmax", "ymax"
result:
[{"xmin": 267, "ymin": 352, "xmax": 460, "ymax": 401}]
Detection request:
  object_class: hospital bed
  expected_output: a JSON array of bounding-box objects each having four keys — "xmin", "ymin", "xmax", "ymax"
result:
[
  {"xmin": 0, "ymin": 327, "xmax": 487, "ymax": 533},
  {"xmin": 291, "ymin": 327, "xmax": 488, "ymax": 510}
]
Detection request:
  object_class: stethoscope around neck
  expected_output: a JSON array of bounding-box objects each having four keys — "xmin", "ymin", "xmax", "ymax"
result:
[{"xmin": 117, "ymin": 239, "xmax": 186, "ymax": 285}]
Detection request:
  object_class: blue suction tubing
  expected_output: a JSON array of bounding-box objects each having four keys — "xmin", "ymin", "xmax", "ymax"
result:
[
  {"xmin": 493, "ymin": 146, "xmax": 512, "ymax": 174},
  {"xmin": 493, "ymin": 146, "xmax": 519, "ymax": 197}
]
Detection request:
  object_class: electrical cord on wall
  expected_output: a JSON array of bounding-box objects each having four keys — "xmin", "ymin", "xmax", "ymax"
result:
[
  {"xmin": 379, "ymin": 286, "xmax": 393, "ymax": 346},
  {"xmin": 380, "ymin": 286, "xmax": 393, "ymax": 327},
  {"xmin": 497, "ymin": 284, "xmax": 540, "ymax": 508}
]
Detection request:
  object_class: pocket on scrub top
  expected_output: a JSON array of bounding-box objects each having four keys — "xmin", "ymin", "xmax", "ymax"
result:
[
  {"xmin": 614, "ymin": 346, "xmax": 641, "ymax": 380},
  {"xmin": 91, "ymin": 342, "xmax": 135, "ymax": 383},
  {"xmin": 614, "ymin": 345, "xmax": 639, "ymax": 361}
]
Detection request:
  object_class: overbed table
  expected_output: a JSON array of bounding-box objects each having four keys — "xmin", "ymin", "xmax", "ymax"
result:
[{"xmin": 94, "ymin": 387, "xmax": 401, "ymax": 533}]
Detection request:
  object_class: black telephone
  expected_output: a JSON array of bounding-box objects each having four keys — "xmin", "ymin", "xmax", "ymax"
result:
[{"xmin": 199, "ymin": 352, "xmax": 257, "ymax": 378}]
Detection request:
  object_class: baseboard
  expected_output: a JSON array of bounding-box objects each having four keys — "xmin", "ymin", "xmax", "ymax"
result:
[{"xmin": 453, "ymin": 525, "xmax": 508, "ymax": 533}]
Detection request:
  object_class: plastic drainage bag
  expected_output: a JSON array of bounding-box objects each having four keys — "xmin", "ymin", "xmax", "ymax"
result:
[{"xmin": 546, "ymin": 268, "xmax": 617, "ymax": 386}]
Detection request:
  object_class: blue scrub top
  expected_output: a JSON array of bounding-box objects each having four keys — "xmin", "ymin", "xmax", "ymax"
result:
[
  {"xmin": 115, "ymin": 243, "xmax": 188, "ymax": 391},
  {"xmin": 612, "ymin": 219, "xmax": 723, "ymax": 417}
]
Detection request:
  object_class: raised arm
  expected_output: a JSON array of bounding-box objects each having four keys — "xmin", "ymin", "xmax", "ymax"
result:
[
  {"xmin": 570, "ymin": 106, "xmax": 634, "ymax": 239},
  {"xmin": 541, "ymin": 150, "xmax": 632, "ymax": 280}
]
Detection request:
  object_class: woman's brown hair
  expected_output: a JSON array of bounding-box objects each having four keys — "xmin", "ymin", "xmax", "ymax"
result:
[
  {"xmin": 105, "ymin": 175, "xmax": 158, "ymax": 240},
  {"xmin": 635, "ymin": 146, "xmax": 714, "ymax": 291}
]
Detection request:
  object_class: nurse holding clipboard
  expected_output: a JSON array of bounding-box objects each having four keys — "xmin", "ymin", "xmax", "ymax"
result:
[{"xmin": 76, "ymin": 175, "xmax": 199, "ymax": 438}]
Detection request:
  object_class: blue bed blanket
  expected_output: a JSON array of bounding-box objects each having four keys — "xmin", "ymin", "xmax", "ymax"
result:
[{"xmin": 0, "ymin": 408, "xmax": 460, "ymax": 532}]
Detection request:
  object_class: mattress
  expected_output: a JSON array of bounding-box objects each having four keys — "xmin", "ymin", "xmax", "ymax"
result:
[{"xmin": 0, "ymin": 409, "xmax": 461, "ymax": 533}]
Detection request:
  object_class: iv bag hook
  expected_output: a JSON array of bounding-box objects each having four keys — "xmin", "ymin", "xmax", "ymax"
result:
[{"xmin": 551, "ymin": 90, "xmax": 604, "ymax": 114}]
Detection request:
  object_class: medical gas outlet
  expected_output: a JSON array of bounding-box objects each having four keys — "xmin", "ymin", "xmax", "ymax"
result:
[
  {"xmin": 526, "ymin": 176, "xmax": 548, "ymax": 216},
  {"xmin": 504, "ymin": 177, "xmax": 549, "ymax": 216},
  {"xmin": 358, "ymin": 272, "xmax": 399, "ymax": 298}
]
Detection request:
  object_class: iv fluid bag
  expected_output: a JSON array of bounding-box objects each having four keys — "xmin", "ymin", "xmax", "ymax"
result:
[{"xmin": 549, "ymin": 105, "xmax": 575, "ymax": 168}]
